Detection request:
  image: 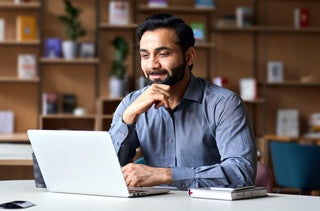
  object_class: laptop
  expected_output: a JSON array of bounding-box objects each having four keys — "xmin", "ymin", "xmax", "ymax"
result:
[{"xmin": 27, "ymin": 129, "xmax": 170, "ymax": 197}]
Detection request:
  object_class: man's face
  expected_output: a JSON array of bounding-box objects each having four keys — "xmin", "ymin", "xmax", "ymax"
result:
[{"xmin": 139, "ymin": 28, "xmax": 186, "ymax": 86}]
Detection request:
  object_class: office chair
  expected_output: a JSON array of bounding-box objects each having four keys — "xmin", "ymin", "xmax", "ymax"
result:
[
  {"xmin": 134, "ymin": 157, "xmax": 146, "ymax": 165},
  {"xmin": 270, "ymin": 141, "xmax": 320, "ymax": 194}
]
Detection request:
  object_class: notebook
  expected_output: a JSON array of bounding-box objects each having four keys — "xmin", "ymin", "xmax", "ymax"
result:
[{"xmin": 27, "ymin": 129, "xmax": 170, "ymax": 197}]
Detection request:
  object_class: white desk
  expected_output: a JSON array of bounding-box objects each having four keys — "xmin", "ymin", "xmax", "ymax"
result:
[{"xmin": 1, "ymin": 180, "xmax": 320, "ymax": 211}]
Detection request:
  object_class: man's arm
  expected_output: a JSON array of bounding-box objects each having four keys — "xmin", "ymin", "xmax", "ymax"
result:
[
  {"xmin": 109, "ymin": 84, "xmax": 171, "ymax": 166},
  {"xmin": 170, "ymin": 95, "xmax": 257, "ymax": 189}
]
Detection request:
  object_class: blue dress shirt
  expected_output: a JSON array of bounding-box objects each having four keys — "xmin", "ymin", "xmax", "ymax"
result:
[{"xmin": 109, "ymin": 73, "xmax": 257, "ymax": 189}]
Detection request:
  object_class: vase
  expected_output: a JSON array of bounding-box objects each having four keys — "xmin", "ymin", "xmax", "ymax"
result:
[
  {"xmin": 109, "ymin": 76, "xmax": 128, "ymax": 98},
  {"xmin": 62, "ymin": 40, "xmax": 77, "ymax": 59}
]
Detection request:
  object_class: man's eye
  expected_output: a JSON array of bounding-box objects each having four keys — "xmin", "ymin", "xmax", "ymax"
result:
[
  {"xmin": 160, "ymin": 52, "xmax": 169, "ymax": 56},
  {"xmin": 141, "ymin": 54, "xmax": 148, "ymax": 58}
]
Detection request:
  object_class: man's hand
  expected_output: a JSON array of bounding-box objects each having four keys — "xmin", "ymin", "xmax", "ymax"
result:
[
  {"xmin": 122, "ymin": 163, "xmax": 172, "ymax": 187},
  {"xmin": 122, "ymin": 84, "xmax": 171, "ymax": 124}
]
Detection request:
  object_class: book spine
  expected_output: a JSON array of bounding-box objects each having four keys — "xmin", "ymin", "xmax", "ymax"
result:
[{"xmin": 0, "ymin": 19, "xmax": 5, "ymax": 41}]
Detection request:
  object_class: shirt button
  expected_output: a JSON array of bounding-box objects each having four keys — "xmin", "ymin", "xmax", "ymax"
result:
[
  {"xmin": 169, "ymin": 139, "xmax": 173, "ymax": 143},
  {"xmin": 121, "ymin": 132, "xmax": 125, "ymax": 136}
]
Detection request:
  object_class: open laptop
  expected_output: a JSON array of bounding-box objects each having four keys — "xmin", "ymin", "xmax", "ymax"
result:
[{"xmin": 27, "ymin": 129, "xmax": 170, "ymax": 197}]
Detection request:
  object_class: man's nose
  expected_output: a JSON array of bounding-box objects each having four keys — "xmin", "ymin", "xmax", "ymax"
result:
[{"xmin": 146, "ymin": 55, "xmax": 160, "ymax": 70}]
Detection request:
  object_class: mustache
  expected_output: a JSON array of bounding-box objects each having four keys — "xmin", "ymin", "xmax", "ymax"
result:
[{"xmin": 147, "ymin": 69, "xmax": 168, "ymax": 75}]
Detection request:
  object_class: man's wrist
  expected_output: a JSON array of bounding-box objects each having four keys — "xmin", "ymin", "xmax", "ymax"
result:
[{"xmin": 122, "ymin": 107, "xmax": 138, "ymax": 124}]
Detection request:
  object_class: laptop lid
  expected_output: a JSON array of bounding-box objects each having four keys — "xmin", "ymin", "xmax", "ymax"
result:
[{"xmin": 27, "ymin": 130, "xmax": 169, "ymax": 197}]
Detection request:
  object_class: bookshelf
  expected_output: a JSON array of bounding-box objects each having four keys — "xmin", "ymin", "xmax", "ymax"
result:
[{"xmin": 1, "ymin": 0, "xmax": 320, "ymax": 182}]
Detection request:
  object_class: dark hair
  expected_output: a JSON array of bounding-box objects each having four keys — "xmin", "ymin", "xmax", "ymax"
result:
[{"xmin": 137, "ymin": 13, "xmax": 195, "ymax": 70}]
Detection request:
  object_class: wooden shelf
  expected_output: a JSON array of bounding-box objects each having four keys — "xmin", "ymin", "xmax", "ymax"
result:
[
  {"xmin": 216, "ymin": 25, "xmax": 265, "ymax": 32},
  {"xmin": 40, "ymin": 114, "xmax": 97, "ymax": 119},
  {"xmin": 195, "ymin": 42, "xmax": 215, "ymax": 48},
  {"xmin": 0, "ymin": 1, "xmax": 40, "ymax": 9},
  {"xmin": 0, "ymin": 40, "xmax": 40, "ymax": 45},
  {"xmin": 216, "ymin": 25, "xmax": 320, "ymax": 33},
  {"xmin": 102, "ymin": 114, "xmax": 114, "ymax": 119},
  {"xmin": 0, "ymin": 143, "xmax": 33, "ymax": 166},
  {"xmin": 139, "ymin": 5, "xmax": 215, "ymax": 13},
  {"xmin": 244, "ymin": 98, "xmax": 265, "ymax": 104},
  {"xmin": 0, "ymin": 77, "xmax": 40, "ymax": 83},
  {"xmin": 264, "ymin": 81, "xmax": 320, "ymax": 87},
  {"xmin": 100, "ymin": 22, "xmax": 138, "ymax": 29},
  {"xmin": 265, "ymin": 26, "xmax": 320, "ymax": 33},
  {"xmin": 40, "ymin": 58, "xmax": 100, "ymax": 64},
  {"xmin": 0, "ymin": 133, "xmax": 29, "ymax": 142}
]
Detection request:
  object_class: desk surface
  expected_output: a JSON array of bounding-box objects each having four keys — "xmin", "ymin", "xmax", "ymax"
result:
[{"xmin": 1, "ymin": 180, "xmax": 320, "ymax": 211}]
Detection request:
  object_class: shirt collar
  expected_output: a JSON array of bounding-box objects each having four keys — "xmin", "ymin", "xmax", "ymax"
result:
[{"xmin": 182, "ymin": 73, "xmax": 202, "ymax": 103}]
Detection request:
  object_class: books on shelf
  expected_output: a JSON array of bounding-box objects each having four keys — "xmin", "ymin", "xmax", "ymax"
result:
[
  {"xmin": 148, "ymin": 0, "xmax": 167, "ymax": 8},
  {"xmin": 0, "ymin": 111, "xmax": 14, "ymax": 134},
  {"xmin": 308, "ymin": 113, "xmax": 320, "ymax": 133},
  {"xmin": 190, "ymin": 23, "xmax": 205, "ymax": 43},
  {"xmin": 294, "ymin": 8, "xmax": 309, "ymax": 29},
  {"xmin": 267, "ymin": 61, "xmax": 283, "ymax": 82},
  {"xmin": 109, "ymin": 1, "xmax": 129, "ymax": 25},
  {"xmin": 62, "ymin": 94, "xmax": 77, "ymax": 113},
  {"xmin": 195, "ymin": 0, "xmax": 214, "ymax": 8},
  {"xmin": 215, "ymin": 15, "xmax": 236, "ymax": 27},
  {"xmin": 213, "ymin": 77, "xmax": 229, "ymax": 89},
  {"xmin": 45, "ymin": 38, "xmax": 61, "ymax": 58},
  {"xmin": 42, "ymin": 93, "xmax": 59, "ymax": 115},
  {"xmin": 16, "ymin": 16, "xmax": 37, "ymax": 41},
  {"xmin": 239, "ymin": 78, "xmax": 257, "ymax": 101},
  {"xmin": 189, "ymin": 186, "xmax": 267, "ymax": 201},
  {"xmin": 17, "ymin": 54, "xmax": 36, "ymax": 79},
  {"xmin": 0, "ymin": 18, "xmax": 5, "ymax": 41},
  {"xmin": 236, "ymin": 7, "xmax": 253, "ymax": 27},
  {"xmin": 277, "ymin": 109, "xmax": 299, "ymax": 137}
]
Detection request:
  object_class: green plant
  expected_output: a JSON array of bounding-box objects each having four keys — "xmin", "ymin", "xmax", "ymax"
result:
[
  {"xmin": 109, "ymin": 36, "xmax": 129, "ymax": 80},
  {"xmin": 58, "ymin": 0, "xmax": 86, "ymax": 41}
]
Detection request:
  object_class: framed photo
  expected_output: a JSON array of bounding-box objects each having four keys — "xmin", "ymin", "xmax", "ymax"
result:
[{"xmin": 267, "ymin": 61, "xmax": 283, "ymax": 82}]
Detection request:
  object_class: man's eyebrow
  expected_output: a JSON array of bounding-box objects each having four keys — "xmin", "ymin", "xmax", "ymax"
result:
[
  {"xmin": 155, "ymin": 46, "xmax": 172, "ymax": 51},
  {"xmin": 139, "ymin": 46, "xmax": 172, "ymax": 53}
]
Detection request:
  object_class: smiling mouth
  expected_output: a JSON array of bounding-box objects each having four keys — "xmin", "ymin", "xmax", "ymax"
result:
[{"xmin": 148, "ymin": 70, "xmax": 168, "ymax": 79}]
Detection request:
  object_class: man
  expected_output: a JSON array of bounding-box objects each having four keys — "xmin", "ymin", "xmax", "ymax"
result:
[{"xmin": 109, "ymin": 13, "xmax": 257, "ymax": 189}]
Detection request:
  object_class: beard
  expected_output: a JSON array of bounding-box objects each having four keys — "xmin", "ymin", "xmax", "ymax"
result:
[{"xmin": 146, "ymin": 59, "xmax": 186, "ymax": 86}]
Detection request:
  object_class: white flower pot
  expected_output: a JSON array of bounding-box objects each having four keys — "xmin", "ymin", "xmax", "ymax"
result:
[
  {"xmin": 62, "ymin": 40, "xmax": 77, "ymax": 59},
  {"xmin": 109, "ymin": 76, "xmax": 128, "ymax": 98}
]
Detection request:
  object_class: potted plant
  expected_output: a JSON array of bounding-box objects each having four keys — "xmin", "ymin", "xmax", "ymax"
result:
[
  {"xmin": 58, "ymin": 0, "xmax": 86, "ymax": 59},
  {"xmin": 109, "ymin": 36, "xmax": 129, "ymax": 98}
]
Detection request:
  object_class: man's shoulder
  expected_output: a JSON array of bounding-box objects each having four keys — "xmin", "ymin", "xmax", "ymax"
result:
[{"xmin": 197, "ymin": 78, "xmax": 240, "ymax": 103}]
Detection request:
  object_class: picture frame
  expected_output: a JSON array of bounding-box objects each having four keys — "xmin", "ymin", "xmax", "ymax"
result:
[{"xmin": 267, "ymin": 61, "xmax": 283, "ymax": 82}]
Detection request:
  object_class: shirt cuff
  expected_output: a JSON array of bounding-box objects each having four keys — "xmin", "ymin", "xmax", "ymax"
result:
[
  {"xmin": 170, "ymin": 166, "xmax": 195, "ymax": 189},
  {"xmin": 112, "ymin": 120, "xmax": 135, "ymax": 151}
]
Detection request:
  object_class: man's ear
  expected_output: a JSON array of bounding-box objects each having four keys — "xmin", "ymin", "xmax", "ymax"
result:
[{"xmin": 185, "ymin": 47, "xmax": 196, "ymax": 66}]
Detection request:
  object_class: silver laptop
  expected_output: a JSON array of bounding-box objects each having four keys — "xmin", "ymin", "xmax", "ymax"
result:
[{"xmin": 27, "ymin": 129, "xmax": 170, "ymax": 197}]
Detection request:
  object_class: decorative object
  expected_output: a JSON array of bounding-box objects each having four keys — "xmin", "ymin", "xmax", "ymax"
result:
[
  {"xmin": 0, "ymin": 18, "xmax": 5, "ymax": 41},
  {"xmin": 276, "ymin": 109, "xmax": 299, "ymax": 137},
  {"xmin": 0, "ymin": 111, "xmax": 14, "ymax": 134},
  {"xmin": 80, "ymin": 42, "xmax": 95, "ymax": 58},
  {"xmin": 109, "ymin": 1, "xmax": 129, "ymax": 25},
  {"xmin": 17, "ymin": 54, "xmax": 36, "ymax": 79},
  {"xmin": 239, "ymin": 78, "xmax": 257, "ymax": 101},
  {"xmin": 236, "ymin": 7, "xmax": 253, "ymax": 27},
  {"xmin": 267, "ymin": 61, "xmax": 283, "ymax": 82},
  {"xmin": 109, "ymin": 36, "xmax": 129, "ymax": 98},
  {"xmin": 58, "ymin": 0, "xmax": 86, "ymax": 59},
  {"xmin": 45, "ymin": 38, "xmax": 62, "ymax": 58},
  {"xmin": 16, "ymin": 16, "xmax": 37, "ymax": 41}
]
